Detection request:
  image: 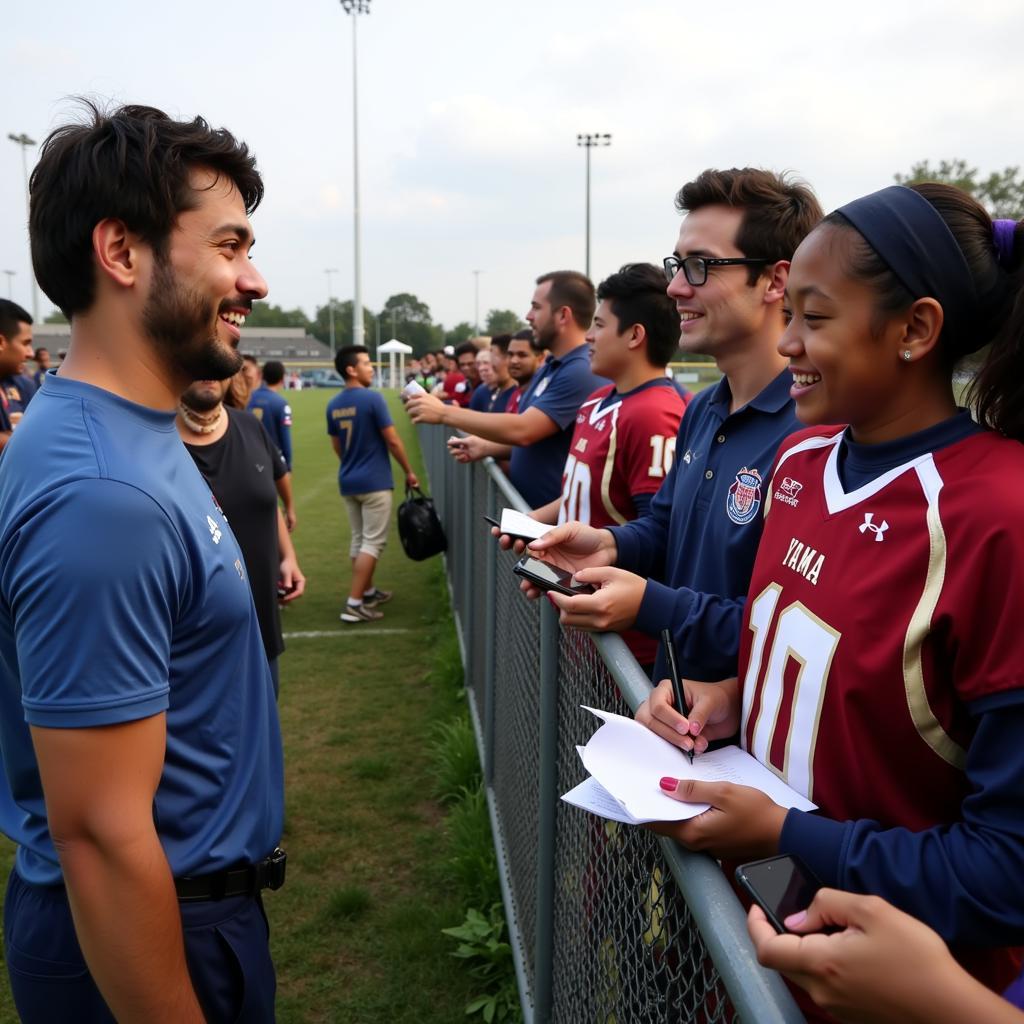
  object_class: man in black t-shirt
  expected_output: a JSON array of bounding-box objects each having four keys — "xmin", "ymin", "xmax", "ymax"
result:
[{"xmin": 177, "ymin": 377, "xmax": 306, "ymax": 696}]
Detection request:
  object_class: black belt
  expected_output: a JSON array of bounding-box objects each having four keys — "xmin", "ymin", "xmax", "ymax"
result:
[{"xmin": 174, "ymin": 847, "xmax": 287, "ymax": 903}]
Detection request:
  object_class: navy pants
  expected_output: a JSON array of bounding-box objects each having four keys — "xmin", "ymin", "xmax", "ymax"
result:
[{"xmin": 3, "ymin": 869, "xmax": 276, "ymax": 1022}]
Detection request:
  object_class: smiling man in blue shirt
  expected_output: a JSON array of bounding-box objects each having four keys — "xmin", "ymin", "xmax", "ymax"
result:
[
  {"xmin": 407, "ymin": 271, "xmax": 607, "ymax": 506},
  {"xmin": 527, "ymin": 169, "xmax": 823, "ymax": 684},
  {"xmin": 0, "ymin": 103, "xmax": 283, "ymax": 1024}
]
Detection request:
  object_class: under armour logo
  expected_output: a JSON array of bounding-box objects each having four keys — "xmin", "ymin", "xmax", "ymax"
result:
[
  {"xmin": 859, "ymin": 512, "xmax": 889, "ymax": 542},
  {"xmin": 207, "ymin": 514, "xmax": 223, "ymax": 545}
]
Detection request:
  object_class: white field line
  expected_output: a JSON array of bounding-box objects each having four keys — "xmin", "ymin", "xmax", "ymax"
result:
[{"xmin": 283, "ymin": 628, "xmax": 413, "ymax": 639}]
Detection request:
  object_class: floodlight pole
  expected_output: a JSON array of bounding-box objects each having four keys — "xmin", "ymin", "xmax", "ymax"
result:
[
  {"xmin": 3, "ymin": 270, "xmax": 14, "ymax": 299},
  {"xmin": 7, "ymin": 132, "xmax": 38, "ymax": 321},
  {"xmin": 325, "ymin": 268, "xmax": 339, "ymax": 354},
  {"xmin": 340, "ymin": 0, "xmax": 371, "ymax": 347},
  {"xmin": 575, "ymin": 132, "xmax": 611, "ymax": 279}
]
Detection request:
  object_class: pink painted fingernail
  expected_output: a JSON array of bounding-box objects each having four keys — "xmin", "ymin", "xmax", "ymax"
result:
[
  {"xmin": 784, "ymin": 910, "xmax": 807, "ymax": 928},
  {"xmin": 659, "ymin": 776, "xmax": 678, "ymax": 792}
]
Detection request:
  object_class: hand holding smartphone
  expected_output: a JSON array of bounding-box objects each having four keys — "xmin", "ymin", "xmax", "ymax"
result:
[
  {"xmin": 512, "ymin": 554, "xmax": 595, "ymax": 597},
  {"xmin": 735, "ymin": 855, "xmax": 824, "ymax": 934}
]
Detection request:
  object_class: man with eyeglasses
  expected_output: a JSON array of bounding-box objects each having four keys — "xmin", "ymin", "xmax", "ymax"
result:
[{"xmin": 524, "ymin": 168, "xmax": 823, "ymax": 686}]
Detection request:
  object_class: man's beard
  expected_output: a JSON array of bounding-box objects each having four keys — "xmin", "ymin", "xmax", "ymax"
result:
[
  {"xmin": 143, "ymin": 256, "xmax": 243, "ymax": 382},
  {"xmin": 533, "ymin": 320, "xmax": 557, "ymax": 349},
  {"xmin": 180, "ymin": 382, "xmax": 224, "ymax": 413}
]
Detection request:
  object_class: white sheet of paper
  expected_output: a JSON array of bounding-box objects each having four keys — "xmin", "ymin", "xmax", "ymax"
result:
[
  {"xmin": 500, "ymin": 508, "xmax": 552, "ymax": 540},
  {"xmin": 561, "ymin": 777, "xmax": 642, "ymax": 824},
  {"xmin": 572, "ymin": 706, "xmax": 817, "ymax": 823}
]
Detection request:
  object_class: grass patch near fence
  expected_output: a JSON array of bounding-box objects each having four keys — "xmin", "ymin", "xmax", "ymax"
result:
[{"xmin": 0, "ymin": 388, "xmax": 477, "ymax": 1023}]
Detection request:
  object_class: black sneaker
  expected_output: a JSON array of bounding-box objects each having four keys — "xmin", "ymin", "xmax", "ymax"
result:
[
  {"xmin": 362, "ymin": 588, "xmax": 393, "ymax": 607},
  {"xmin": 340, "ymin": 603, "xmax": 384, "ymax": 623}
]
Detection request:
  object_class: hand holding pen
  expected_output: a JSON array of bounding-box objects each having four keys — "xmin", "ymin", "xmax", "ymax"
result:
[{"xmin": 661, "ymin": 628, "xmax": 694, "ymax": 765}]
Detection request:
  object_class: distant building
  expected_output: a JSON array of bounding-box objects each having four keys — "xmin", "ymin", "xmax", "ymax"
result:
[{"xmin": 31, "ymin": 325, "xmax": 333, "ymax": 365}]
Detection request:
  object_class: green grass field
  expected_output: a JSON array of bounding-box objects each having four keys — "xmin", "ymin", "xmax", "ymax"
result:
[{"xmin": 0, "ymin": 388, "xmax": 477, "ymax": 1022}]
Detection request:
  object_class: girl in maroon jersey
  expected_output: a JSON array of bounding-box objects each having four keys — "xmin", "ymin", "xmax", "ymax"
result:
[{"xmin": 638, "ymin": 184, "xmax": 1024, "ymax": 1007}]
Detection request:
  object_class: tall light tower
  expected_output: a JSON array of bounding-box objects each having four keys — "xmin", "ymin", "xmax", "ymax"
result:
[
  {"xmin": 575, "ymin": 132, "xmax": 611, "ymax": 279},
  {"xmin": 340, "ymin": 0, "xmax": 370, "ymax": 347},
  {"xmin": 325, "ymin": 268, "xmax": 339, "ymax": 354},
  {"xmin": 7, "ymin": 132, "xmax": 38, "ymax": 321},
  {"xmin": 472, "ymin": 269, "xmax": 482, "ymax": 334}
]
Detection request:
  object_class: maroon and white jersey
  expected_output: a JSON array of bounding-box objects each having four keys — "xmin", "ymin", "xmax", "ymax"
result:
[
  {"xmin": 558, "ymin": 381, "xmax": 688, "ymax": 665},
  {"xmin": 739, "ymin": 426, "xmax": 1024, "ymax": 830},
  {"xmin": 557, "ymin": 382, "xmax": 688, "ymax": 529}
]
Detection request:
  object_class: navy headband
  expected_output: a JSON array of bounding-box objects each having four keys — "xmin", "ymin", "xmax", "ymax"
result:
[{"xmin": 835, "ymin": 185, "xmax": 976, "ymax": 340}]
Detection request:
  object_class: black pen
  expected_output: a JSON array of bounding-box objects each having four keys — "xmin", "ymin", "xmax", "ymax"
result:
[{"xmin": 660, "ymin": 628, "xmax": 694, "ymax": 764}]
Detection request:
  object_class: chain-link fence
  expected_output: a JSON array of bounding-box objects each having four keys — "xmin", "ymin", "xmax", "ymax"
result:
[{"xmin": 417, "ymin": 424, "xmax": 804, "ymax": 1024}]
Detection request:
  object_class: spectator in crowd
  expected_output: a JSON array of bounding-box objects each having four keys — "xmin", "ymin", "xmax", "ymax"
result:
[
  {"xmin": 484, "ymin": 333, "xmax": 517, "ymax": 412},
  {"xmin": 468, "ymin": 348, "xmax": 495, "ymax": 410},
  {"xmin": 327, "ymin": 345, "xmax": 419, "ymax": 623},
  {"xmin": 0, "ymin": 102, "xmax": 283, "ymax": 1022},
  {"xmin": 32, "ymin": 345, "xmax": 51, "ymax": 388},
  {"xmin": 505, "ymin": 328, "xmax": 544, "ymax": 414},
  {"xmin": 0, "ymin": 299, "xmax": 36, "ymax": 449},
  {"xmin": 524, "ymin": 170, "xmax": 821, "ymax": 687},
  {"xmin": 409, "ymin": 271, "xmax": 605, "ymax": 506},
  {"xmin": 240, "ymin": 352, "xmax": 261, "ymax": 392},
  {"xmin": 642, "ymin": 183, "xmax": 1024, "ymax": 1015},
  {"xmin": 521, "ymin": 263, "xmax": 690, "ymax": 673},
  {"xmin": 749, "ymin": 889, "xmax": 1024, "ymax": 1023},
  {"xmin": 177, "ymin": 376, "xmax": 305, "ymax": 698},
  {"xmin": 247, "ymin": 358, "xmax": 293, "ymax": 470}
]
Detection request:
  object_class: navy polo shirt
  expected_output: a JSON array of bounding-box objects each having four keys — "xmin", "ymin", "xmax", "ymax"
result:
[
  {"xmin": 610, "ymin": 368, "xmax": 799, "ymax": 682},
  {"xmin": 509, "ymin": 344, "xmax": 607, "ymax": 507}
]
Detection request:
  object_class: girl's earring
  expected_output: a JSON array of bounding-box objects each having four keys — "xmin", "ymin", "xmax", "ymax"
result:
[{"xmin": 902, "ymin": 350, "xmax": 912, "ymax": 362}]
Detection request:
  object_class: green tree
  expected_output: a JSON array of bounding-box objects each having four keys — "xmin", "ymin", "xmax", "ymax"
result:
[
  {"xmin": 43, "ymin": 309, "xmax": 68, "ymax": 324},
  {"xmin": 484, "ymin": 309, "xmax": 525, "ymax": 336},
  {"xmin": 245, "ymin": 301, "xmax": 310, "ymax": 330},
  {"xmin": 380, "ymin": 292, "xmax": 438, "ymax": 354},
  {"xmin": 895, "ymin": 160, "xmax": 1024, "ymax": 218},
  {"xmin": 310, "ymin": 299, "xmax": 375, "ymax": 349},
  {"xmin": 444, "ymin": 322, "xmax": 476, "ymax": 347}
]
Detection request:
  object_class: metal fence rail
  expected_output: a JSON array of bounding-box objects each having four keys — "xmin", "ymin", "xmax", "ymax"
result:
[{"xmin": 417, "ymin": 424, "xmax": 804, "ymax": 1024}]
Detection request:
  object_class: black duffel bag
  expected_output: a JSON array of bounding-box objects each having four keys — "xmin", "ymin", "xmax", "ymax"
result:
[{"xmin": 397, "ymin": 485, "xmax": 447, "ymax": 561}]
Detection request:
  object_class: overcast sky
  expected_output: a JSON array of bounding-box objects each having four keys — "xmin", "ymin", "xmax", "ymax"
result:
[{"xmin": 3, "ymin": 0, "xmax": 1022, "ymax": 336}]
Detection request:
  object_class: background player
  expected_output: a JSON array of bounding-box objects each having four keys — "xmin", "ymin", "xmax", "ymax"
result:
[
  {"xmin": 642, "ymin": 184, "xmax": 1024, "ymax": 1012},
  {"xmin": 247, "ymin": 358, "xmax": 293, "ymax": 470},
  {"xmin": 328, "ymin": 345, "xmax": 419, "ymax": 622}
]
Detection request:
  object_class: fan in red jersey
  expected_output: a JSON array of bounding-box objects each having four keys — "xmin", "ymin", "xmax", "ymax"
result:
[
  {"xmin": 639, "ymin": 184, "xmax": 1024, "ymax": 1013},
  {"xmin": 526, "ymin": 263, "xmax": 690, "ymax": 671}
]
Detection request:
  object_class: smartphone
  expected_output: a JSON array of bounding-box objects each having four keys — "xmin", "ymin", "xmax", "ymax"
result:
[
  {"xmin": 512, "ymin": 555, "xmax": 594, "ymax": 597},
  {"xmin": 734, "ymin": 855, "xmax": 823, "ymax": 934}
]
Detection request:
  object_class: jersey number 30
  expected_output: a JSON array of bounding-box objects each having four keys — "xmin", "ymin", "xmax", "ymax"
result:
[{"xmin": 740, "ymin": 583, "xmax": 841, "ymax": 798}]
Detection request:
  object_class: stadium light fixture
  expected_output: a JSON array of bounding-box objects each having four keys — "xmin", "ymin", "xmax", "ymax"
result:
[
  {"xmin": 7, "ymin": 132, "xmax": 38, "ymax": 321},
  {"xmin": 575, "ymin": 133, "xmax": 612, "ymax": 279}
]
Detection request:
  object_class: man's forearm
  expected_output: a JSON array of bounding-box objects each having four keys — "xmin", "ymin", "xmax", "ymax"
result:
[
  {"xmin": 439, "ymin": 406, "xmax": 535, "ymax": 446},
  {"xmin": 387, "ymin": 441, "xmax": 414, "ymax": 476},
  {"xmin": 61, "ymin": 833, "xmax": 204, "ymax": 1023}
]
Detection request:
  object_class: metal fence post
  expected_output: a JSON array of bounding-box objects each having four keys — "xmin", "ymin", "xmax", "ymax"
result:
[
  {"xmin": 461, "ymin": 459, "xmax": 475, "ymax": 689},
  {"xmin": 483, "ymin": 474, "xmax": 498, "ymax": 786},
  {"xmin": 533, "ymin": 601, "xmax": 559, "ymax": 1024}
]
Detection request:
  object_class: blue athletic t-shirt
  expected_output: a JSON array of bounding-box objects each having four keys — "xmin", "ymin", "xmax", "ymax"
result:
[
  {"xmin": 0, "ymin": 373, "xmax": 284, "ymax": 886},
  {"xmin": 247, "ymin": 384, "xmax": 293, "ymax": 469},
  {"xmin": 325, "ymin": 385, "xmax": 394, "ymax": 495}
]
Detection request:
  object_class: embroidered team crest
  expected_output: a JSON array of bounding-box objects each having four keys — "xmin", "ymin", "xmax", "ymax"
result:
[{"xmin": 726, "ymin": 467, "xmax": 763, "ymax": 525}]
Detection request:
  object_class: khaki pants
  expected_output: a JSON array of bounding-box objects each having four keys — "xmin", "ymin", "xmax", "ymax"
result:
[{"xmin": 343, "ymin": 490, "xmax": 392, "ymax": 559}]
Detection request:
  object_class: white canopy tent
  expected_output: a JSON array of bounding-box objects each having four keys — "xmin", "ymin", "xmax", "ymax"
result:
[{"xmin": 376, "ymin": 338, "xmax": 414, "ymax": 388}]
